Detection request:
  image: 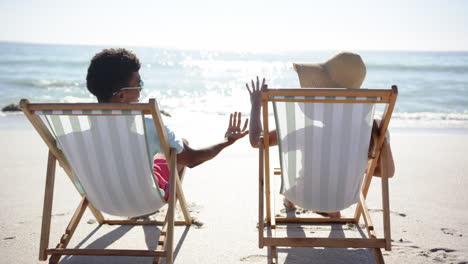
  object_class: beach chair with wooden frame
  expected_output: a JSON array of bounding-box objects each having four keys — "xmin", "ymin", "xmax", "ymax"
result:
[
  {"xmin": 19, "ymin": 98, "xmax": 192, "ymax": 264},
  {"xmin": 258, "ymin": 86, "xmax": 398, "ymax": 264}
]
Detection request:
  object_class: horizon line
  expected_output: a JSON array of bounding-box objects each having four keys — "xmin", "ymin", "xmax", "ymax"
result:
[{"xmin": 2, "ymin": 40, "xmax": 468, "ymax": 53}]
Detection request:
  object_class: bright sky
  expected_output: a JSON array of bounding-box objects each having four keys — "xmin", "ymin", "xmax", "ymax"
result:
[{"xmin": 1, "ymin": 0, "xmax": 467, "ymax": 51}]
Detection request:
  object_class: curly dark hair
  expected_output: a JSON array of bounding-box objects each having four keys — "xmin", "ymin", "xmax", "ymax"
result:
[{"xmin": 86, "ymin": 48, "xmax": 141, "ymax": 102}]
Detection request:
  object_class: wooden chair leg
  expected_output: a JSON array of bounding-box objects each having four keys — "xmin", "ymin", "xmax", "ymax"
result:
[
  {"xmin": 155, "ymin": 149, "xmax": 188, "ymax": 264},
  {"xmin": 261, "ymin": 102, "xmax": 272, "ymax": 225},
  {"xmin": 360, "ymin": 192, "xmax": 378, "ymax": 239},
  {"xmin": 268, "ymin": 246, "xmax": 278, "ymax": 264},
  {"xmin": 379, "ymin": 148, "xmax": 391, "ymax": 251},
  {"xmin": 154, "ymin": 214, "xmax": 169, "ymax": 264},
  {"xmin": 48, "ymin": 197, "xmax": 89, "ymax": 264},
  {"xmin": 39, "ymin": 151, "xmax": 56, "ymax": 261},
  {"xmin": 258, "ymin": 144, "xmax": 265, "ymax": 248},
  {"xmin": 175, "ymin": 174, "xmax": 192, "ymax": 225},
  {"xmin": 354, "ymin": 165, "xmax": 375, "ymax": 222},
  {"xmin": 165, "ymin": 149, "xmax": 177, "ymax": 264},
  {"xmin": 381, "ymin": 177, "xmax": 391, "ymax": 250}
]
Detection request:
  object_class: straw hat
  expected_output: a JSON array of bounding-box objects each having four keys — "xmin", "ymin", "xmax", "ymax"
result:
[{"xmin": 293, "ymin": 51, "xmax": 366, "ymax": 89}]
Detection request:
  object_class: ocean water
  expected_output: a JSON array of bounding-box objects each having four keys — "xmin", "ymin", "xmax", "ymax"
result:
[{"xmin": 1, "ymin": 41, "xmax": 468, "ymax": 129}]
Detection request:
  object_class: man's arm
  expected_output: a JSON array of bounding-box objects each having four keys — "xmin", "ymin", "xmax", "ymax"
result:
[
  {"xmin": 177, "ymin": 139, "xmax": 231, "ymax": 168},
  {"xmin": 246, "ymin": 76, "xmax": 277, "ymax": 148},
  {"xmin": 176, "ymin": 112, "xmax": 248, "ymax": 168}
]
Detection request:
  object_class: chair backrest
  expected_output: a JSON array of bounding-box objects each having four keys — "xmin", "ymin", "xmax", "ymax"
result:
[
  {"xmin": 23, "ymin": 100, "xmax": 171, "ymax": 217},
  {"xmin": 262, "ymin": 88, "xmax": 396, "ymax": 212}
]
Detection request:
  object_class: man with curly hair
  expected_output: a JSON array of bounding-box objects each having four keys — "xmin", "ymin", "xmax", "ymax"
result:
[{"xmin": 86, "ymin": 48, "xmax": 248, "ymax": 200}]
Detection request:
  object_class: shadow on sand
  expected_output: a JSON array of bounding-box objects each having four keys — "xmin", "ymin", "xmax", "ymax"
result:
[
  {"xmin": 275, "ymin": 210, "xmax": 377, "ymax": 264},
  {"xmin": 57, "ymin": 219, "xmax": 190, "ymax": 264}
]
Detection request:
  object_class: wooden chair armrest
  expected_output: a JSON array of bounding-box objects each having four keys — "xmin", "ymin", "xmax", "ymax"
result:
[
  {"xmin": 370, "ymin": 119, "xmax": 395, "ymax": 178},
  {"xmin": 368, "ymin": 119, "xmax": 380, "ymax": 158}
]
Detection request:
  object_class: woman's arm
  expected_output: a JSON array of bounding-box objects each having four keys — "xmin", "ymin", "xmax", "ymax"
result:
[{"xmin": 246, "ymin": 76, "xmax": 277, "ymax": 148}]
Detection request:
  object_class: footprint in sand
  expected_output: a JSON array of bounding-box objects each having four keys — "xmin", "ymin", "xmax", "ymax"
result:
[
  {"xmin": 346, "ymin": 223, "xmax": 358, "ymax": 231},
  {"xmin": 393, "ymin": 240, "xmax": 462, "ymax": 262},
  {"xmin": 191, "ymin": 218, "xmax": 204, "ymax": 229},
  {"xmin": 392, "ymin": 238, "xmax": 420, "ymax": 250},
  {"xmin": 392, "ymin": 238, "xmax": 417, "ymax": 245},
  {"xmin": 187, "ymin": 202, "xmax": 203, "ymax": 213},
  {"xmin": 441, "ymin": 227, "xmax": 463, "ymax": 237},
  {"xmin": 279, "ymin": 207, "xmax": 310, "ymax": 215},
  {"xmin": 139, "ymin": 202, "xmax": 203, "ymax": 223},
  {"xmin": 368, "ymin": 209, "xmax": 407, "ymax": 217},
  {"xmin": 429, "ymin": 248, "xmax": 456, "ymax": 253},
  {"xmin": 418, "ymin": 248, "xmax": 461, "ymax": 263},
  {"xmin": 52, "ymin": 213, "xmax": 66, "ymax": 216},
  {"xmin": 240, "ymin": 255, "xmax": 267, "ymax": 262}
]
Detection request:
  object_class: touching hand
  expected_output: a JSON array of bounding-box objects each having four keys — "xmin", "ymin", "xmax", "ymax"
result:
[
  {"xmin": 246, "ymin": 76, "xmax": 267, "ymax": 110},
  {"xmin": 225, "ymin": 112, "xmax": 249, "ymax": 144}
]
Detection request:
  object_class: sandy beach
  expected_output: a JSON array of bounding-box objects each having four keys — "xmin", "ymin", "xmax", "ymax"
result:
[{"xmin": 1, "ymin": 114, "xmax": 467, "ymax": 264}]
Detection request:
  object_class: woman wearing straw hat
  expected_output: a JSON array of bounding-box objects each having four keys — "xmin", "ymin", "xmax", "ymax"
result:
[{"xmin": 246, "ymin": 51, "xmax": 388, "ymax": 217}]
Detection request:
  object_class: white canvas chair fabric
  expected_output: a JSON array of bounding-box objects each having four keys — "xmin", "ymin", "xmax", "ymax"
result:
[
  {"xmin": 273, "ymin": 96, "xmax": 375, "ymax": 212},
  {"xmin": 37, "ymin": 110, "xmax": 166, "ymax": 217}
]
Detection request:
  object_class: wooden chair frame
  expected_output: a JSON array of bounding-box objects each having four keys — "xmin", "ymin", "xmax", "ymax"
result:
[
  {"xmin": 258, "ymin": 87, "xmax": 398, "ymax": 264},
  {"xmin": 20, "ymin": 99, "xmax": 192, "ymax": 264}
]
